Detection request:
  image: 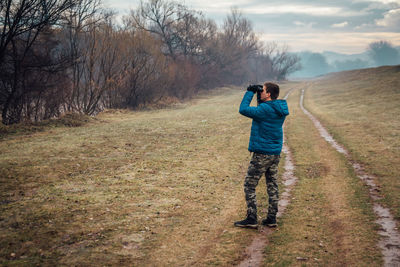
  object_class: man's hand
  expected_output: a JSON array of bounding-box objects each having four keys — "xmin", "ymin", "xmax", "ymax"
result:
[{"xmin": 247, "ymin": 84, "xmax": 263, "ymax": 93}]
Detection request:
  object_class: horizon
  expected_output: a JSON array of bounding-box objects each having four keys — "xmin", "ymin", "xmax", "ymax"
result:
[{"xmin": 104, "ymin": 0, "xmax": 400, "ymax": 55}]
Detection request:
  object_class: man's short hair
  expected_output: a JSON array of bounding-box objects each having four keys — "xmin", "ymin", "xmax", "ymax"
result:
[{"xmin": 264, "ymin": 82, "xmax": 279, "ymax": 100}]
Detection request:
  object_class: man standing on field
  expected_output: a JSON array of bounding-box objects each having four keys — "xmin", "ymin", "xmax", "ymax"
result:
[{"xmin": 234, "ymin": 82, "xmax": 289, "ymax": 229}]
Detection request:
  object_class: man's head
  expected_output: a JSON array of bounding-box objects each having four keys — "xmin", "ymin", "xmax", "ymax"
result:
[{"xmin": 260, "ymin": 82, "xmax": 279, "ymax": 101}]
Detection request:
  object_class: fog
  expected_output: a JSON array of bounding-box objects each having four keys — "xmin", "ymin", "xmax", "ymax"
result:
[{"xmin": 290, "ymin": 41, "xmax": 400, "ymax": 78}]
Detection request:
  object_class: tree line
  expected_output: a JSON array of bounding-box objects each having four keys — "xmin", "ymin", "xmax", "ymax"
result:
[{"xmin": 0, "ymin": 0, "xmax": 300, "ymax": 125}]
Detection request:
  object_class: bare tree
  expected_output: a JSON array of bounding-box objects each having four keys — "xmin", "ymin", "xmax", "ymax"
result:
[
  {"xmin": 216, "ymin": 8, "xmax": 259, "ymax": 84},
  {"xmin": 264, "ymin": 42, "xmax": 301, "ymax": 80},
  {"xmin": 130, "ymin": 0, "xmax": 181, "ymax": 60},
  {"xmin": 0, "ymin": 0, "xmax": 75, "ymax": 124},
  {"xmin": 116, "ymin": 29, "xmax": 170, "ymax": 108},
  {"xmin": 0, "ymin": 0, "xmax": 73, "ymax": 65},
  {"xmin": 20, "ymin": 28, "xmax": 70, "ymax": 121},
  {"xmin": 59, "ymin": 0, "xmax": 103, "ymax": 113},
  {"xmin": 127, "ymin": 1, "xmax": 206, "ymax": 99},
  {"xmin": 222, "ymin": 8, "xmax": 258, "ymax": 52},
  {"xmin": 79, "ymin": 14, "xmax": 125, "ymax": 115},
  {"xmin": 247, "ymin": 51, "xmax": 273, "ymax": 83}
]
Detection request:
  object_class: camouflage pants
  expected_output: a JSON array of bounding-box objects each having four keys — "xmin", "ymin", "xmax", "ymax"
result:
[{"xmin": 244, "ymin": 152, "xmax": 280, "ymax": 220}]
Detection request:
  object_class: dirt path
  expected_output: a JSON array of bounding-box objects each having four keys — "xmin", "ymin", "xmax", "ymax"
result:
[
  {"xmin": 300, "ymin": 88, "xmax": 400, "ymax": 266},
  {"xmin": 237, "ymin": 90, "xmax": 298, "ymax": 267}
]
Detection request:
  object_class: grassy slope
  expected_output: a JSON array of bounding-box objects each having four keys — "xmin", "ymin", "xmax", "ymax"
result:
[
  {"xmin": 303, "ymin": 65, "xmax": 400, "ymax": 220},
  {"xmin": 263, "ymin": 85, "xmax": 382, "ymax": 266},
  {"xmin": 0, "ymin": 87, "xmax": 288, "ymax": 266}
]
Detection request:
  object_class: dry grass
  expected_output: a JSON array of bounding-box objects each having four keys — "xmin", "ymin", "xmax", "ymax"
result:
[
  {"xmin": 0, "ymin": 86, "xmax": 289, "ymax": 266},
  {"xmin": 0, "ymin": 113, "xmax": 95, "ymax": 140},
  {"xmin": 263, "ymin": 85, "xmax": 382, "ymax": 266},
  {"xmin": 1, "ymin": 77, "xmax": 388, "ymax": 266},
  {"xmin": 303, "ymin": 65, "xmax": 400, "ymax": 220}
]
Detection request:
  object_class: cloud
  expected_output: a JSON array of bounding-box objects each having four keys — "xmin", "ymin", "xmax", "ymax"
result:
[
  {"xmin": 294, "ymin": 21, "xmax": 316, "ymax": 28},
  {"xmin": 375, "ymin": 8, "xmax": 400, "ymax": 27},
  {"xmin": 332, "ymin": 21, "xmax": 349, "ymax": 28},
  {"xmin": 180, "ymin": 0, "xmax": 253, "ymax": 12},
  {"xmin": 179, "ymin": 2, "xmax": 370, "ymax": 17},
  {"xmin": 258, "ymin": 31, "xmax": 400, "ymax": 54},
  {"xmin": 354, "ymin": 23, "xmax": 371, "ymax": 30},
  {"xmin": 240, "ymin": 5, "xmax": 367, "ymax": 16},
  {"xmin": 355, "ymin": 0, "xmax": 400, "ymax": 4}
]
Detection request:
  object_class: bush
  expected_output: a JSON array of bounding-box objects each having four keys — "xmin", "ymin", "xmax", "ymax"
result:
[{"xmin": 0, "ymin": 112, "xmax": 93, "ymax": 139}]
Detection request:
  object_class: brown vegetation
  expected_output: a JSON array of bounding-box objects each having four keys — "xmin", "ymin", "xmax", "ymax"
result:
[{"xmin": 0, "ymin": 0, "xmax": 300, "ymax": 125}]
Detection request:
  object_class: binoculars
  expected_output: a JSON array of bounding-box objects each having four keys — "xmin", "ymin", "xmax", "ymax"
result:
[{"xmin": 247, "ymin": 84, "xmax": 263, "ymax": 93}]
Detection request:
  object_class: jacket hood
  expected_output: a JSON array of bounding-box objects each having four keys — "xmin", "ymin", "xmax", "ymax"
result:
[{"xmin": 266, "ymin": 99, "xmax": 289, "ymax": 117}]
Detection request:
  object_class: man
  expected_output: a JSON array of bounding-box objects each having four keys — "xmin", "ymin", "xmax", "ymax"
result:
[{"xmin": 234, "ymin": 82, "xmax": 289, "ymax": 229}]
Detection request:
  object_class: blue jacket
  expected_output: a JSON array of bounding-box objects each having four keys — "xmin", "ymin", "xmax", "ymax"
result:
[{"xmin": 239, "ymin": 91, "xmax": 289, "ymax": 155}]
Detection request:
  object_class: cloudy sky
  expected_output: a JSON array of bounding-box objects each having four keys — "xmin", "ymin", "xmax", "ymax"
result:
[{"xmin": 104, "ymin": 0, "xmax": 400, "ymax": 54}]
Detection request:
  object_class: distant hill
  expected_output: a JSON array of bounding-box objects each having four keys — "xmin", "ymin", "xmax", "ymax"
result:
[
  {"xmin": 321, "ymin": 51, "xmax": 371, "ymax": 65},
  {"xmin": 322, "ymin": 46, "xmax": 400, "ymax": 64},
  {"xmin": 290, "ymin": 46, "xmax": 400, "ymax": 79},
  {"xmin": 321, "ymin": 64, "xmax": 400, "ymax": 81}
]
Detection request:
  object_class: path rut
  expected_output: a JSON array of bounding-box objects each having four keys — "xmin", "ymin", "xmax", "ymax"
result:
[
  {"xmin": 237, "ymin": 90, "xmax": 298, "ymax": 267},
  {"xmin": 300, "ymin": 88, "xmax": 400, "ymax": 267}
]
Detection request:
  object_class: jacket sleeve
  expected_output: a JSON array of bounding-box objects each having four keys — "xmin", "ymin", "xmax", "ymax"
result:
[{"xmin": 239, "ymin": 91, "xmax": 266, "ymax": 121}]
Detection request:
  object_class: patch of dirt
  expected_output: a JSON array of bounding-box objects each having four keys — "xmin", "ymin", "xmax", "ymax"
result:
[
  {"xmin": 305, "ymin": 162, "xmax": 329, "ymax": 179},
  {"xmin": 237, "ymin": 227, "xmax": 272, "ymax": 267}
]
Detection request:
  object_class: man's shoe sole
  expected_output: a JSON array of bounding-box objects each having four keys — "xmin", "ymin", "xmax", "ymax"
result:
[
  {"xmin": 262, "ymin": 223, "xmax": 277, "ymax": 228},
  {"xmin": 234, "ymin": 223, "xmax": 258, "ymax": 229}
]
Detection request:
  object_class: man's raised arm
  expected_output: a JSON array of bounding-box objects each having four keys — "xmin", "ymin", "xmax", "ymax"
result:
[{"xmin": 239, "ymin": 91, "xmax": 265, "ymax": 120}]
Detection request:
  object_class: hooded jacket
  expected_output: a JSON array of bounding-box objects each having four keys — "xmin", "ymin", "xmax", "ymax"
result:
[{"xmin": 239, "ymin": 91, "xmax": 289, "ymax": 155}]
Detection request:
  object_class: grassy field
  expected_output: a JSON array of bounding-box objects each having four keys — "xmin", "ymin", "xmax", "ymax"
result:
[
  {"xmin": 302, "ymin": 65, "xmax": 400, "ymax": 221},
  {"xmin": 0, "ymin": 87, "xmax": 290, "ymax": 266},
  {"xmin": 263, "ymin": 84, "xmax": 382, "ymax": 266},
  {"xmin": 0, "ymin": 66, "xmax": 397, "ymax": 266}
]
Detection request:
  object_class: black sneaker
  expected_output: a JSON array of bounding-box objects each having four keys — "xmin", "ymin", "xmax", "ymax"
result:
[
  {"xmin": 261, "ymin": 217, "xmax": 277, "ymax": 227},
  {"xmin": 234, "ymin": 217, "xmax": 258, "ymax": 229}
]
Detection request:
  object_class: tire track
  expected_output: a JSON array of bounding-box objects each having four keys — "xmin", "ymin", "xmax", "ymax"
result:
[
  {"xmin": 237, "ymin": 89, "xmax": 298, "ymax": 267},
  {"xmin": 300, "ymin": 88, "xmax": 400, "ymax": 267}
]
